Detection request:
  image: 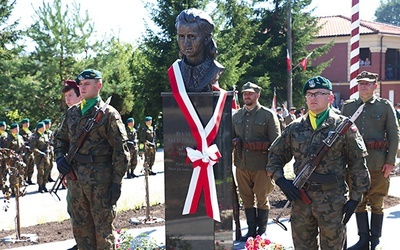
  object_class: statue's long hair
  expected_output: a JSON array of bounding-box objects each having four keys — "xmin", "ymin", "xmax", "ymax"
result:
[{"xmin": 175, "ymin": 8, "xmax": 217, "ymax": 60}]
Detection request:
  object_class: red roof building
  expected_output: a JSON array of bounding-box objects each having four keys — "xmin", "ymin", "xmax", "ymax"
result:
[{"xmin": 308, "ymin": 15, "xmax": 400, "ymax": 106}]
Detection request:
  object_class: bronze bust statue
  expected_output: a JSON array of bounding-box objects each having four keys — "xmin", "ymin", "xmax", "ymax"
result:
[{"xmin": 175, "ymin": 8, "xmax": 224, "ymax": 92}]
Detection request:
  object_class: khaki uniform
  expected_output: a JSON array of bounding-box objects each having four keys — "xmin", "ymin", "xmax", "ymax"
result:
[
  {"xmin": 54, "ymin": 99, "xmax": 130, "ymax": 250},
  {"xmin": 232, "ymin": 103, "xmax": 280, "ymax": 209},
  {"xmin": 140, "ymin": 125, "xmax": 156, "ymax": 170},
  {"xmin": 266, "ymin": 110, "xmax": 370, "ymax": 249},
  {"xmin": 342, "ymin": 96, "xmax": 399, "ymax": 213},
  {"xmin": 20, "ymin": 128, "xmax": 35, "ymax": 183}
]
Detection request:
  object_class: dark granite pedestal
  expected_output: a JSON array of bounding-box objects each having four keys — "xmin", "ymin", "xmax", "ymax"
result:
[{"xmin": 161, "ymin": 91, "xmax": 233, "ymax": 250}]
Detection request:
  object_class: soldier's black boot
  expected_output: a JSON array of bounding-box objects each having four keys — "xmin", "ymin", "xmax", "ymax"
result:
[
  {"xmin": 370, "ymin": 213, "xmax": 383, "ymax": 250},
  {"xmin": 239, "ymin": 207, "xmax": 257, "ymax": 242},
  {"xmin": 347, "ymin": 212, "xmax": 369, "ymax": 250},
  {"xmin": 48, "ymin": 176, "xmax": 55, "ymax": 182},
  {"xmin": 126, "ymin": 170, "xmax": 132, "ymax": 179},
  {"xmin": 256, "ymin": 208, "xmax": 269, "ymax": 236},
  {"xmin": 38, "ymin": 185, "xmax": 44, "ymax": 193},
  {"xmin": 42, "ymin": 185, "xmax": 48, "ymax": 192},
  {"xmin": 26, "ymin": 177, "xmax": 34, "ymax": 185}
]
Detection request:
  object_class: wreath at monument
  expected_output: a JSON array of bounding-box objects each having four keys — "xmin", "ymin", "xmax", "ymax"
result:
[{"xmin": 245, "ymin": 235, "xmax": 287, "ymax": 250}]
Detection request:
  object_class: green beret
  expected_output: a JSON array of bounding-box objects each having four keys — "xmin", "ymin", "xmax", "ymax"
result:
[
  {"xmin": 21, "ymin": 118, "xmax": 29, "ymax": 124},
  {"xmin": 145, "ymin": 116, "xmax": 152, "ymax": 121},
  {"xmin": 0, "ymin": 121, "xmax": 6, "ymax": 127},
  {"xmin": 43, "ymin": 119, "xmax": 51, "ymax": 124},
  {"xmin": 302, "ymin": 76, "xmax": 332, "ymax": 95},
  {"xmin": 36, "ymin": 122, "xmax": 45, "ymax": 129},
  {"xmin": 10, "ymin": 123, "xmax": 18, "ymax": 129},
  {"xmin": 76, "ymin": 69, "xmax": 102, "ymax": 84},
  {"xmin": 241, "ymin": 82, "xmax": 261, "ymax": 94},
  {"xmin": 356, "ymin": 71, "xmax": 378, "ymax": 83},
  {"xmin": 127, "ymin": 117, "xmax": 134, "ymax": 123}
]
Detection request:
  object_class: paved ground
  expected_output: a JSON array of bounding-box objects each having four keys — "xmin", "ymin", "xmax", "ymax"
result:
[{"xmin": 2, "ymin": 150, "xmax": 400, "ymax": 249}]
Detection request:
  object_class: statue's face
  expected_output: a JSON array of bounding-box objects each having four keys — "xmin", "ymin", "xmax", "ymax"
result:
[{"xmin": 177, "ymin": 22, "xmax": 206, "ymax": 65}]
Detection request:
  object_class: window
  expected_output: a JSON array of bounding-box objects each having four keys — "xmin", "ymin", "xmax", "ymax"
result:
[{"xmin": 360, "ymin": 48, "xmax": 371, "ymax": 66}]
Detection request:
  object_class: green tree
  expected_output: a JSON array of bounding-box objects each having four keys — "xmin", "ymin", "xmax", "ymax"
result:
[
  {"xmin": 0, "ymin": 0, "xmax": 24, "ymax": 123},
  {"xmin": 96, "ymin": 38, "xmax": 136, "ymax": 116},
  {"xmin": 375, "ymin": 0, "xmax": 400, "ymax": 26},
  {"xmin": 213, "ymin": 0, "xmax": 258, "ymax": 91},
  {"xmin": 240, "ymin": 0, "xmax": 331, "ymax": 108},
  {"xmin": 20, "ymin": 0, "xmax": 99, "ymax": 123}
]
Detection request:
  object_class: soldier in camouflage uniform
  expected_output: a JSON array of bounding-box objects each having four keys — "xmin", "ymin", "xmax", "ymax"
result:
[
  {"xmin": 30, "ymin": 122, "xmax": 51, "ymax": 193},
  {"xmin": 2, "ymin": 123, "xmax": 26, "ymax": 196},
  {"xmin": 232, "ymin": 82, "xmax": 280, "ymax": 241},
  {"xmin": 266, "ymin": 76, "xmax": 370, "ymax": 250},
  {"xmin": 54, "ymin": 69, "xmax": 130, "ymax": 250},
  {"xmin": 342, "ymin": 71, "xmax": 399, "ymax": 250},
  {"xmin": 126, "ymin": 117, "xmax": 138, "ymax": 178},
  {"xmin": 140, "ymin": 116, "xmax": 156, "ymax": 175},
  {"xmin": 19, "ymin": 118, "xmax": 35, "ymax": 185},
  {"xmin": 0, "ymin": 121, "xmax": 7, "ymax": 147},
  {"xmin": 43, "ymin": 119, "xmax": 55, "ymax": 182},
  {"xmin": 0, "ymin": 121, "xmax": 8, "ymax": 188}
]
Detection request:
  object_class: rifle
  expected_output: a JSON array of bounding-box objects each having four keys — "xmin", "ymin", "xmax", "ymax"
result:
[
  {"xmin": 50, "ymin": 96, "xmax": 112, "ymax": 201},
  {"xmin": 273, "ymin": 103, "xmax": 365, "ymax": 230},
  {"xmin": 232, "ymin": 171, "xmax": 242, "ymax": 241}
]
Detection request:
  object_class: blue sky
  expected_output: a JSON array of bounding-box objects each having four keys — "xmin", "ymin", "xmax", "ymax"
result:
[{"xmin": 11, "ymin": 0, "xmax": 379, "ymax": 44}]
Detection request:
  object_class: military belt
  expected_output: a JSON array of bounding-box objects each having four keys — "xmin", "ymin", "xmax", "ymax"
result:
[
  {"xmin": 243, "ymin": 141, "xmax": 271, "ymax": 151},
  {"xmin": 365, "ymin": 140, "xmax": 388, "ymax": 150},
  {"xmin": 73, "ymin": 153, "xmax": 112, "ymax": 164},
  {"xmin": 302, "ymin": 181, "xmax": 337, "ymax": 192},
  {"xmin": 308, "ymin": 172, "xmax": 340, "ymax": 184}
]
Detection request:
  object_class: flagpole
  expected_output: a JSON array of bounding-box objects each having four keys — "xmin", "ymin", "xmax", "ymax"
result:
[{"xmin": 286, "ymin": 0, "xmax": 293, "ymax": 108}]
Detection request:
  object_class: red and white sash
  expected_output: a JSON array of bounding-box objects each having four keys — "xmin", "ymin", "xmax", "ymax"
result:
[{"xmin": 168, "ymin": 59, "xmax": 227, "ymax": 222}]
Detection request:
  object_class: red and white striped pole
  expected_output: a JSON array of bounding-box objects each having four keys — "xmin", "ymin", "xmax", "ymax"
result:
[{"xmin": 349, "ymin": 0, "xmax": 360, "ymax": 99}]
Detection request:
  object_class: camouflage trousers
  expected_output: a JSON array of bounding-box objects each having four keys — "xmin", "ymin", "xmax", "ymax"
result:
[
  {"xmin": 128, "ymin": 149, "xmax": 138, "ymax": 171},
  {"xmin": 34, "ymin": 153, "xmax": 50, "ymax": 186},
  {"xmin": 144, "ymin": 145, "xmax": 155, "ymax": 169},
  {"xmin": 291, "ymin": 186, "xmax": 347, "ymax": 250},
  {"xmin": 67, "ymin": 180, "xmax": 116, "ymax": 250},
  {"xmin": 23, "ymin": 153, "xmax": 35, "ymax": 180},
  {"xmin": 356, "ymin": 169, "xmax": 389, "ymax": 214}
]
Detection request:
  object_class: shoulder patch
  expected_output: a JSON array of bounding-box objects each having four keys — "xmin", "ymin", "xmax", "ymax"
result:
[{"xmin": 344, "ymin": 99, "xmax": 356, "ymax": 104}]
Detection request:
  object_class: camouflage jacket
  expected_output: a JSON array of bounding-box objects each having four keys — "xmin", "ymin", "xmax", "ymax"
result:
[
  {"xmin": 266, "ymin": 109, "xmax": 370, "ymax": 201},
  {"xmin": 232, "ymin": 103, "xmax": 281, "ymax": 172},
  {"xmin": 19, "ymin": 128, "xmax": 33, "ymax": 144},
  {"xmin": 140, "ymin": 125, "xmax": 155, "ymax": 146},
  {"xmin": 54, "ymin": 98, "xmax": 130, "ymax": 185},
  {"xmin": 30, "ymin": 131, "xmax": 50, "ymax": 156},
  {"xmin": 2, "ymin": 133, "xmax": 25, "ymax": 154},
  {"xmin": 342, "ymin": 96, "xmax": 399, "ymax": 170},
  {"xmin": 126, "ymin": 126, "xmax": 138, "ymax": 151}
]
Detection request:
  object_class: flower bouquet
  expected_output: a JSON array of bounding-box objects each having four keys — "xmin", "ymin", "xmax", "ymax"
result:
[{"xmin": 245, "ymin": 235, "xmax": 285, "ymax": 250}]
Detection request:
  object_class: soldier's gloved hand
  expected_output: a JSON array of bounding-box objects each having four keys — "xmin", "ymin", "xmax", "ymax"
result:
[
  {"xmin": 56, "ymin": 157, "xmax": 71, "ymax": 175},
  {"xmin": 342, "ymin": 199, "xmax": 359, "ymax": 224},
  {"xmin": 275, "ymin": 177, "xmax": 301, "ymax": 201},
  {"xmin": 107, "ymin": 183, "xmax": 121, "ymax": 206}
]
